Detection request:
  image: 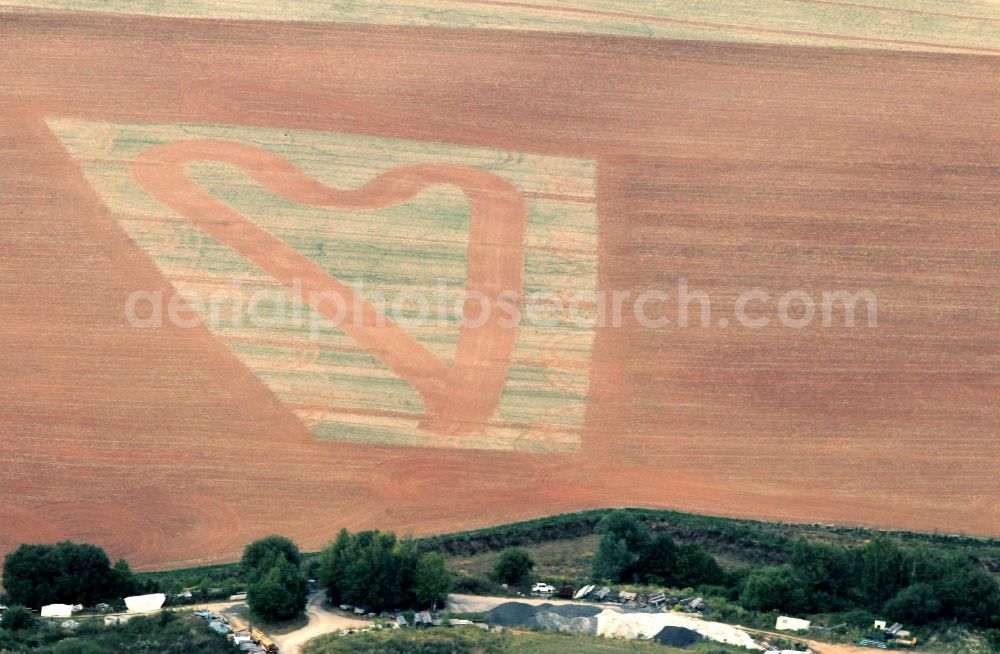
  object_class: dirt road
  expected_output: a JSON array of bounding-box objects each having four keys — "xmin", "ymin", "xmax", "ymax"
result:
[
  {"xmin": 180, "ymin": 592, "xmax": 368, "ymax": 654},
  {"xmin": 269, "ymin": 592, "xmax": 369, "ymax": 654}
]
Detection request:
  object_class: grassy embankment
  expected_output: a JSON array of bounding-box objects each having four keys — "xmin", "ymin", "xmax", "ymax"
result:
[{"xmin": 303, "ymin": 625, "xmax": 747, "ymax": 654}]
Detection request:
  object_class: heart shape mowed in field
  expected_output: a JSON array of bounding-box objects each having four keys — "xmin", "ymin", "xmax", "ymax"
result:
[
  {"xmin": 132, "ymin": 139, "xmax": 528, "ymax": 435},
  {"xmin": 48, "ymin": 116, "xmax": 599, "ymax": 452}
]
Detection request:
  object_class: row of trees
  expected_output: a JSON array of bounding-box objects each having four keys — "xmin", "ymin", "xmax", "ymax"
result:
[
  {"xmin": 591, "ymin": 511, "xmax": 1000, "ymax": 630},
  {"xmin": 740, "ymin": 535, "xmax": 1000, "ymax": 627},
  {"xmin": 592, "ymin": 511, "xmax": 725, "ymax": 587},
  {"xmin": 1, "ymin": 542, "xmax": 141, "ymax": 608},
  {"xmin": 317, "ymin": 529, "xmax": 451, "ymax": 612},
  {"xmin": 7, "ymin": 520, "xmax": 998, "ymax": 633},
  {"xmin": 0, "ymin": 537, "xmax": 311, "ymax": 625},
  {"xmin": 0, "ymin": 532, "xmax": 447, "ymax": 626}
]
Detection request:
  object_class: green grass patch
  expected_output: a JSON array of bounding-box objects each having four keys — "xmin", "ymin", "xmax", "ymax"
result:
[
  {"xmin": 447, "ymin": 534, "xmax": 599, "ymax": 582},
  {"xmin": 302, "ymin": 625, "xmax": 745, "ymax": 654},
  {"xmin": 0, "ymin": 612, "xmax": 233, "ymax": 654}
]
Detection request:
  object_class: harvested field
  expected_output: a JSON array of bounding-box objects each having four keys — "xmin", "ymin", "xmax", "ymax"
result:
[{"xmin": 0, "ymin": 2, "xmax": 998, "ymax": 569}]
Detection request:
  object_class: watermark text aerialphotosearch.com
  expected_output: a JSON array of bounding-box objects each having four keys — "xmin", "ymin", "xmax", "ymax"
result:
[{"xmin": 125, "ymin": 278, "xmax": 877, "ymax": 336}]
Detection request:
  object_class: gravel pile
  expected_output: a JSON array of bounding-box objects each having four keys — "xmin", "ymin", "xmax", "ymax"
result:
[
  {"xmin": 486, "ymin": 602, "xmax": 601, "ymax": 635},
  {"xmin": 486, "ymin": 602, "xmax": 539, "ymax": 627},
  {"xmin": 653, "ymin": 626, "xmax": 703, "ymax": 647},
  {"xmin": 543, "ymin": 604, "xmax": 602, "ymax": 619},
  {"xmin": 534, "ymin": 603, "xmax": 601, "ymax": 636}
]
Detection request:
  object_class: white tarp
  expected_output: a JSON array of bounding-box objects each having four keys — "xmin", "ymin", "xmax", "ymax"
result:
[
  {"xmin": 124, "ymin": 593, "xmax": 165, "ymax": 613},
  {"xmin": 40, "ymin": 604, "xmax": 74, "ymax": 618},
  {"xmin": 776, "ymin": 616, "xmax": 811, "ymax": 632}
]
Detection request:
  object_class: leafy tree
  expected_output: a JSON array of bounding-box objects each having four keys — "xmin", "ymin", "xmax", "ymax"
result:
[
  {"xmin": 593, "ymin": 532, "xmax": 636, "ymax": 583},
  {"xmin": 857, "ymin": 535, "xmax": 906, "ymax": 609},
  {"xmin": 0, "ymin": 604, "xmax": 35, "ymax": 631},
  {"xmin": 318, "ymin": 530, "xmax": 419, "ymax": 612},
  {"xmin": 789, "ymin": 538, "xmax": 854, "ymax": 611},
  {"xmin": 248, "ymin": 556, "xmax": 309, "ymax": 622},
  {"xmin": 413, "ymin": 553, "xmax": 451, "ymax": 607},
  {"xmin": 883, "ymin": 582, "xmax": 942, "ymax": 624},
  {"xmin": 740, "ymin": 565, "xmax": 807, "ymax": 613},
  {"xmin": 633, "ymin": 533, "xmax": 677, "ymax": 584},
  {"xmin": 2, "ymin": 542, "xmax": 120, "ymax": 607},
  {"xmin": 674, "ymin": 543, "xmax": 725, "ymax": 588},
  {"xmin": 591, "ymin": 511, "xmax": 723, "ymax": 588},
  {"xmin": 111, "ymin": 558, "xmax": 138, "ymax": 598},
  {"xmin": 242, "ymin": 535, "xmax": 302, "ymax": 582},
  {"xmin": 493, "ymin": 548, "xmax": 535, "ymax": 586},
  {"xmin": 929, "ymin": 556, "xmax": 1000, "ymax": 628},
  {"xmin": 242, "ymin": 536, "xmax": 308, "ymax": 622},
  {"xmin": 592, "ymin": 511, "xmax": 649, "ymax": 583},
  {"xmin": 840, "ymin": 608, "xmax": 877, "ymax": 629},
  {"xmin": 596, "ymin": 512, "xmax": 651, "ymax": 555},
  {"xmin": 318, "ymin": 529, "xmax": 354, "ymax": 605}
]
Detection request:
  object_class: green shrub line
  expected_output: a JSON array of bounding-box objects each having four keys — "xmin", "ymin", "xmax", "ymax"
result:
[
  {"xmin": 133, "ymin": 507, "xmax": 1000, "ymax": 589},
  {"xmin": 0, "ymin": 611, "xmax": 235, "ymax": 654}
]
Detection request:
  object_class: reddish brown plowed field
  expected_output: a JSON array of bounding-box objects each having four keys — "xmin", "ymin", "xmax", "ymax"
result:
[{"xmin": 1, "ymin": 9, "xmax": 998, "ymax": 569}]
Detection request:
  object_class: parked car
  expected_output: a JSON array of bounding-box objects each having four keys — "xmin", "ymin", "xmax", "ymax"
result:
[{"xmin": 531, "ymin": 582, "xmax": 556, "ymax": 594}]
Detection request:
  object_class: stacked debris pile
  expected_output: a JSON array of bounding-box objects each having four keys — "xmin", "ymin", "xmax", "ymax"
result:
[
  {"xmin": 678, "ymin": 596, "xmax": 706, "ymax": 612},
  {"xmin": 572, "ymin": 584, "xmax": 698, "ymax": 612}
]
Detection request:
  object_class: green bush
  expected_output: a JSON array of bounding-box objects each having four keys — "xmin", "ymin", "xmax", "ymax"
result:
[
  {"xmin": 2, "ymin": 542, "xmax": 133, "ymax": 608},
  {"xmin": 592, "ymin": 510, "xmax": 724, "ymax": 588},
  {"xmin": 452, "ymin": 573, "xmax": 502, "ymax": 595},
  {"xmin": 243, "ymin": 535, "xmax": 308, "ymax": 621},
  {"xmin": 50, "ymin": 639, "xmax": 105, "ymax": 654},
  {"xmin": 857, "ymin": 535, "xmax": 907, "ymax": 608},
  {"xmin": 0, "ymin": 612, "xmax": 234, "ymax": 654},
  {"xmin": 882, "ymin": 582, "xmax": 943, "ymax": 624},
  {"xmin": 1, "ymin": 605, "xmax": 36, "ymax": 631},
  {"xmin": 739, "ymin": 565, "xmax": 806, "ymax": 613},
  {"xmin": 414, "ymin": 553, "xmax": 451, "ymax": 607},
  {"xmin": 493, "ymin": 548, "xmax": 535, "ymax": 586},
  {"xmin": 318, "ymin": 529, "xmax": 419, "ymax": 611},
  {"xmin": 248, "ymin": 556, "xmax": 309, "ymax": 622},
  {"xmin": 242, "ymin": 535, "xmax": 302, "ymax": 582}
]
